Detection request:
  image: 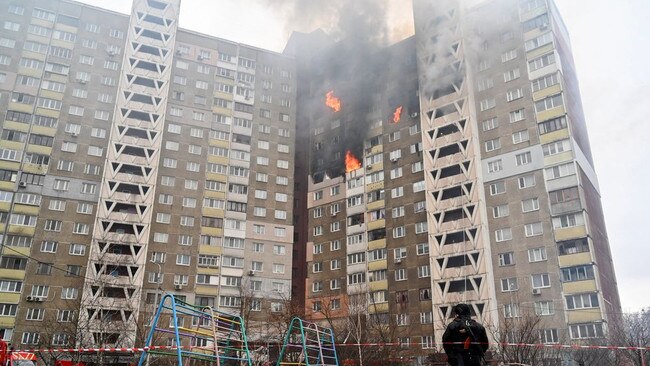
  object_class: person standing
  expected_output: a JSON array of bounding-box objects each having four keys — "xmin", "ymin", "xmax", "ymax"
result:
[{"xmin": 442, "ymin": 304, "xmax": 489, "ymax": 366}]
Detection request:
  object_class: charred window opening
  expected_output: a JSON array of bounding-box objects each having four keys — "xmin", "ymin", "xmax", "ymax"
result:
[
  {"xmin": 115, "ymin": 182, "xmax": 141, "ymax": 194},
  {"xmin": 122, "ymin": 127, "xmax": 150, "ymax": 139},
  {"xmin": 348, "ymin": 213, "xmax": 364, "ymax": 226},
  {"xmin": 434, "ymin": 103, "xmax": 457, "ymax": 119},
  {"xmin": 232, "ymin": 133, "xmax": 251, "ymax": 145},
  {"xmin": 367, "ymin": 228, "xmax": 386, "ymax": 241},
  {"xmin": 558, "ymin": 238, "xmax": 590, "ymax": 255},
  {"xmin": 113, "ymin": 203, "xmax": 138, "ymax": 214}
]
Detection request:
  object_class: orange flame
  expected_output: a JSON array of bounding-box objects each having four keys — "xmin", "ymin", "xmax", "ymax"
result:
[
  {"xmin": 326, "ymin": 91, "xmax": 341, "ymax": 112},
  {"xmin": 345, "ymin": 150, "xmax": 362, "ymax": 173},
  {"xmin": 392, "ymin": 106, "xmax": 403, "ymax": 123}
]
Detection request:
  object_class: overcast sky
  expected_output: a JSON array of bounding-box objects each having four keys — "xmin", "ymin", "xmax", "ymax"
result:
[{"xmin": 76, "ymin": 0, "xmax": 650, "ymax": 312}]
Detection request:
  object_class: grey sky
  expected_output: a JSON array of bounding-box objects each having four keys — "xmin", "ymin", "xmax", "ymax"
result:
[{"xmin": 76, "ymin": 0, "xmax": 650, "ymax": 312}]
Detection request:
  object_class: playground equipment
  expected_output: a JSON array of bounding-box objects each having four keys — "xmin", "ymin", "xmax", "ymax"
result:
[
  {"xmin": 137, "ymin": 293, "xmax": 252, "ymax": 366},
  {"xmin": 276, "ymin": 317, "xmax": 339, "ymax": 366}
]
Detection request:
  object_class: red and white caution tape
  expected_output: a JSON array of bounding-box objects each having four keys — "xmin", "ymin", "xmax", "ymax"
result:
[{"xmin": 14, "ymin": 342, "xmax": 650, "ymax": 354}]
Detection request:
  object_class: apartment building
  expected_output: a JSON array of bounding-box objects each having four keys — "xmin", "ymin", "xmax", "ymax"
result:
[
  {"xmin": 0, "ymin": 0, "xmax": 296, "ymax": 349},
  {"xmin": 295, "ymin": 0, "xmax": 621, "ymax": 361}
]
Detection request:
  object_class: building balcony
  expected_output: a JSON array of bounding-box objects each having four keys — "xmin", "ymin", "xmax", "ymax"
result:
[
  {"xmin": 554, "ymin": 225, "xmax": 587, "ymax": 241},
  {"xmin": 367, "ymin": 302, "xmax": 388, "ymax": 314},
  {"xmin": 368, "ymin": 259, "xmax": 387, "ymax": 272},
  {"xmin": 367, "ymin": 219, "xmax": 385, "ymax": 231},
  {"xmin": 0, "ymin": 269, "xmax": 24, "ymax": 280},
  {"xmin": 368, "ymin": 238, "xmax": 386, "ymax": 250},
  {"xmin": 562, "ymin": 279, "xmax": 597, "ymax": 294},
  {"xmin": 558, "ymin": 252, "xmax": 592, "ymax": 267},
  {"xmin": 567, "ymin": 308, "xmax": 603, "ymax": 324}
]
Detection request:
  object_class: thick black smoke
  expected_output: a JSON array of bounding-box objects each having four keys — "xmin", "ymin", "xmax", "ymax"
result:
[{"xmin": 266, "ymin": 0, "xmax": 415, "ymax": 181}]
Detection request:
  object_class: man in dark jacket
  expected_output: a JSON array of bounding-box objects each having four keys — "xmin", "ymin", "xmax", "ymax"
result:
[{"xmin": 442, "ymin": 303, "xmax": 489, "ymax": 366}]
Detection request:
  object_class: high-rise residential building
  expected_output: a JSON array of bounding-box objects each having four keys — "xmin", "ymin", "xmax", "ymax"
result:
[
  {"xmin": 292, "ymin": 0, "xmax": 621, "ymax": 361},
  {"xmin": 0, "ymin": 0, "xmax": 296, "ymax": 350},
  {"xmin": 0, "ymin": 0, "xmax": 622, "ymax": 362}
]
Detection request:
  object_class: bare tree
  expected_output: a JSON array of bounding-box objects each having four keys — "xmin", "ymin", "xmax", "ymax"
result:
[
  {"xmin": 488, "ymin": 313, "xmax": 563, "ymax": 366},
  {"xmin": 606, "ymin": 309, "xmax": 649, "ymax": 366}
]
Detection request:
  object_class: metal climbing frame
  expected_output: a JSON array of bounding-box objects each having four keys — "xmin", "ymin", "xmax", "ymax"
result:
[
  {"xmin": 276, "ymin": 317, "xmax": 339, "ymax": 366},
  {"xmin": 137, "ymin": 293, "xmax": 252, "ymax": 366}
]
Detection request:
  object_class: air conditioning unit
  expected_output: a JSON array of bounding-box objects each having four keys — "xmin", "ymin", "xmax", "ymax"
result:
[
  {"xmin": 70, "ymin": 131, "xmax": 79, "ymax": 137},
  {"xmin": 18, "ymin": 182, "xmax": 27, "ymax": 188},
  {"xmin": 34, "ymin": 297, "xmax": 43, "ymax": 302},
  {"xmin": 395, "ymin": 259, "xmax": 402, "ymax": 264},
  {"xmin": 77, "ymin": 79, "xmax": 87, "ymax": 84},
  {"xmin": 174, "ymin": 284, "xmax": 183, "ymax": 290},
  {"xmin": 390, "ymin": 158, "xmax": 399, "ymax": 163},
  {"xmin": 532, "ymin": 288, "xmax": 541, "ymax": 295},
  {"xmin": 26, "ymin": 296, "xmax": 34, "ymax": 302},
  {"xmin": 248, "ymin": 270, "xmax": 255, "ymax": 276}
]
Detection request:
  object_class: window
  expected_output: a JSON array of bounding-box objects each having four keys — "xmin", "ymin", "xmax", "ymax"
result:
[
  {"xmin": 88, "ymin": 145, "xmax": 104, "ymax": 156},
  {"xmin": 482, "ymin": 117, "xmax": 498, "ymax": 131},
  {"xmin": 545, "ymin": 162, "xmax": 576, "ymax": 179},
  {"xmin": 532, "ymin": 73, "xmax": 559, "ymax": 92},
  {"xmin": 506, "ymin": 88, "xmax": 523, "ymax": 102},
  {"xmin": 485, "ymin": 138, "xmax": 501, "ymax": 152},
  {"xmin": 515, "ymin": 152, "xmax": 532, "ymax": 165},
  {"xmin": 69, "ymin": 243, "xmax": 86, "ymax": 256},
  {"xmin": 501, "ymin": 49, "xmax": 518, "ymax": 62},
  {"xmin": 540, "ymin": 329, "xmax": 559, "ymax": 344},
  {"xmin": 498, "ymin": 252, "xmax": 514, "ymax": 266},
  {"xmin": 72, "ymin": 223, "xmax": 89, "ymax": 234},
  {"xmin": 176, "ymin": 254, "xmax": 190, "ymax": 266},
  {"xmin": 524, "ymin": 222, "xmax": 543, "ymax": 237},
  {"xmin": 543, "ymin": 139, "xmax": 571, "ymax": 156},
  {"xmin": 518, "ymin": 174, "xmax": 536, "ymax": 188},
  {"xmin": 512, "ymin": 130, "xmax": 530, "ymax": 144},
  {"xmin": 522, "ymin": 198, "xmax": 540, "ymax": 212},
  {"xmin": 553, "ymin": 213, "xmax": 584, "ymax": 229},
  {"xmin": 391, "ymin": 187, "xmax": 404, "ymax": 198},
  {"xmin": 534, "ymin": 301, "xmax": 555, "ymax": 316},
  {"xmin": 566, "ymin": 293, "xmax": 599, "ymax": 310},
  {"xmin": 487, "ymin": 160, "xmax": 503, "ymax": 173},
  {"xmin": 495, "ymin": 228, "xmax": 512, "ymax": 242},
  {"xmin": 40, "ymin": 241, "xmax": 58, "ymax": 253},
  {"xmin": 504, "ymin": 303, "xmax": 520, "ymax": 318},
  {"xmin": 501, "ymin": 278, "xmax": 518, "ymax": 292},
  {"xmin": 561, "ymin": 265, "xmax": 595, "ymax": 282},
  {"xmin": 493, "ymin": 204, "xmax": 509, "ymax": 218},
  {"xmin": 81, "ymin": 183, "xmax": 97, "ymax": 194},
  {"xmin": 395, "ymin": 268, "xmax": 407, "ymax": 281},
  {"xmin": 531, "ymin": 273, "xmax": 551, "ymax": 288},
  {"xmin": 509, "ymin": 108, "xmax": 525, "ymax": 123},
  {"xmin": 503, "ymin": 68, "xmax": 521, "ymax": 82},
  {"xmin": 528, "ymin": 247, "xmax": 548, "ymax": 262},
  {"xmin": 529, "ymin": 52, "xmax": 556, "ymax": 71},
  {"xmin": 535, "ymin": 93, "xmax": 563, "ymax": 112},
  {"xmin": 489, "ymin": 181, "xmax": 506, "ymax": 195},
  {"xmin": 393, "ymin": 226, "xmax": 406, "ymax": 238},
  {"xmin": 477, "ymin": 77, "xmax": 494, "ymax": 91},
  {"xmin": 525, "ymin": 32, "xmax": 553, "ymax": 51},
  {"xmin": 479, "ymin": 98, "xmax": 495, "ymax": 111}
]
